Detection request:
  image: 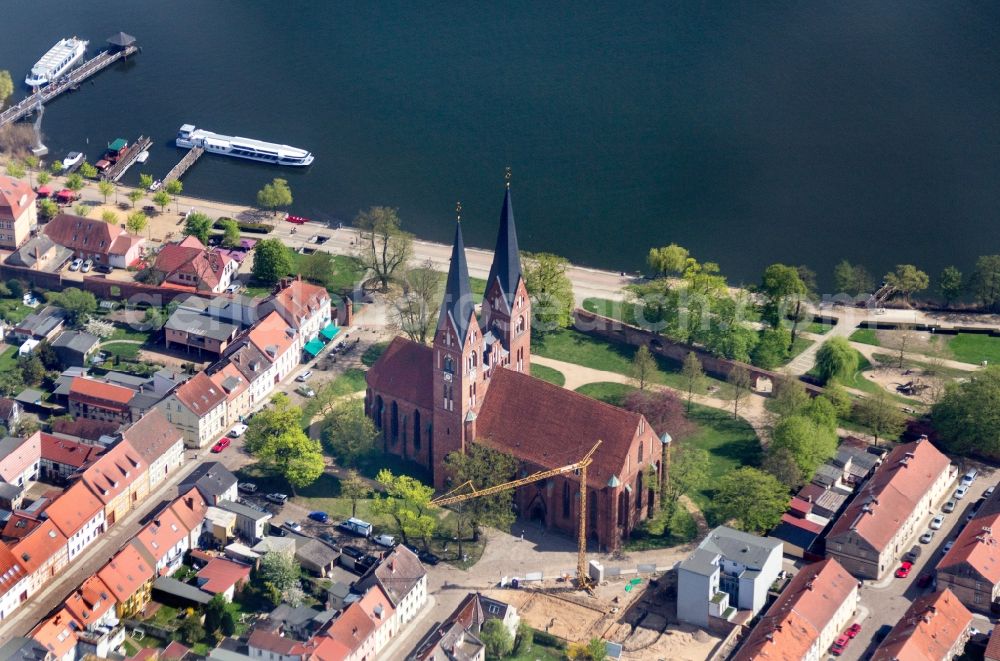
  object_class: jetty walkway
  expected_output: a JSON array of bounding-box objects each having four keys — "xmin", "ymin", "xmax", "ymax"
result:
[{"xmin": 161, "ymin": 146, "xmax": 204, "ymax": 187}]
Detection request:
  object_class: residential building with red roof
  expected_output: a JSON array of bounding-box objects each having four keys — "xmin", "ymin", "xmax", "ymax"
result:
[
  {"xmin": 245, "ymin": 310, "xmax": 299, "ymax": 383},
  {"xmin": 826, "ymin": 438, "xmax": 954, "ymax": 579},
  {"xmin": 357, "ymin": 583, "xmax": 398, "ymax": 655},
  {"xmin": 152, "ymin": 235, "xmax": 238, "ymax": 293},
  {"xmin": 0, "ymin": 174, "xmax": 36, "ymax": 250},
  {"xmin": 39, "ymin": 433, "xmax": 103, "ymax": 483},
  {"xmin": 30, "ymin": 608, "xmax": 79, "ymax": 661},
  {"xmin": 63, "ymin": 574, "xmax": 125, "ymax": 658},
  {"xmin": 43, "ymin": 213, "xmax": 142, "ymax": 266},
  {"xmin": 260, "ymin": 276, "xmax": 332, "ymax": 342},
  {"xmin": 357, "ymin": 544, "xmax": 427, "ymax": 627},
  {"xmin": 121, "ymin": 409, "xmax": 185, "ymax": 491},
  {"xmin": 44, "ymin": 481, "xmax": 106, "ymax": 561},
  {"xmin": 872, "ymin": 589, "xmax": 973, "ymax": 661},
  {"xmin": 937, "ymin": 511, "xmax": 1000, "ymax": 612},
  {"xmin": 733, "ymin": 558, "xmax": 860, "ymax": 661},
  {"xmin": 78, "ymin": 439, "xmax": 149, "ymax": 526},
  {"xmin": 0, "ymin": 432, "xmax": 41, "ymax": 487},
  {"xmin": 324, "ymin": 600, "xmax": 377, "ymax": 661},
  {"xmin": 133, "ymin": 506, "xmax": 189, "ymax": 576},
  {"xmin": 247, "ymin": 628, "xmax": 318, "ymax": 660},
  {"xmin": 107, "ymin": 233, "xmax": 145, "ymax": 268},
  {"xmin": 155, "ymin": 371, "xmax": 228, "ymax": 448},
  {"xmin": 411, "ymin": 592, "xmax": 519, "ymax": 661},
  {"xmin": 987, "ymin": 626, "xmax": 1000, "ymax": 661},
  {"xmin": 210, "ymin": 361, "xmax": 251, "ymax": 423},
  {"xmin": 12, "ymin": 519, "xmax": 68, "ymax": 599},
  {"xmin": 364, "ymin": 187, "xmax": 662, "ymax": 550},
  {"xmin": 225, "ymin": 340, "xmax": 276, "ymax": 414},
  {"xmin": 97, "ymin": 543, "xmax": 155, "ymax": 618},
  {"xmin": 0, "ymin": 541, "xmax": 31, "ymax": 620},
  {"xmin": 68, "ymin": 376, "xmax": 136, "ymax": 425},
  {"xmin": 195, "ymin": 557, "xmax": 250, "ymax": 601},
  {"xmin": 170, "ymin": 487, "xmax": 209, "ymax": 549},
  {"xmin": 311, "ymin": 636, "xmax": 351, "ymax": 661}
]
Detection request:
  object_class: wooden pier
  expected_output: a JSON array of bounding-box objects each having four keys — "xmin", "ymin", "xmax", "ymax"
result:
[
  {"xmin": 161, "ymin": 146, "xmax": 204, "ymax": 187},
  {"xmin": 102, "ymin": 135, "xmax": 152, "ymax": 182},
  {"xmin": 0, "ymin": 44, "xmax": 139, "ymax": 129}
]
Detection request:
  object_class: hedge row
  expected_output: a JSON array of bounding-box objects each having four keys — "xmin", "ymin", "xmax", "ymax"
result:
[{"xmin": 214, "ymin": 218, "xmax": 273, "ymax": 234}]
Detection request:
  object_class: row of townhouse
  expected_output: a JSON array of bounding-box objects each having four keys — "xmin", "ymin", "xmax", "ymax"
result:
[
  {"xmin": 0, "ymin": 410, "xmax": 186, "ymax": 623},
  {"xmin": 157, "ymin": 279, "xmax": 333, "ymax": 448},
  {"xmin": 30, "ymin": 486, "xmax": 209, "ymax": 660}
]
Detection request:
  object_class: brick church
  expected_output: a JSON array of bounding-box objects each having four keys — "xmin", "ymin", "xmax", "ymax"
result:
[{"xmin": 365, "ymin": 184, "xmax": 664, "ymax": 551}]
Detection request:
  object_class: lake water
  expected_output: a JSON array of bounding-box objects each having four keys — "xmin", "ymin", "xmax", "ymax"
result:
[{"xmin": 3, "ymin": 1, "xmax": 1000, "ymax": 291}]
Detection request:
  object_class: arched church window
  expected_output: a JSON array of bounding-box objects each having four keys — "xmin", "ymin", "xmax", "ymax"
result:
[
  {"xmin": 444, "ymin": 355, "xmax": 454, "ymax": 373},
  {"xmin": 516, "ymin": 316, "xmax": 525, "ymax": 334}
]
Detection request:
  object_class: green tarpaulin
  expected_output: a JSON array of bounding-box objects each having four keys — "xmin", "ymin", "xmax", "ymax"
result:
[
  {"xmin": 108, "ymin": 138, "xmax": 127, "ymax": 151},
  {"xmin": 320, "ymin": 324, "xmax": 340, "ymax": 341},
  {"xmin": 303, "ymin": 339, "xmax": 324, "ymax": 357}
]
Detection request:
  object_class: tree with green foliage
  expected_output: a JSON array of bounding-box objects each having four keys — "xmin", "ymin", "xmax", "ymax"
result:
[
  {"xmin": 165, "ymin": 179, "xmax": 183, "ymax": 211},
  {"xmin": 252, "ymin": 238, "xmax": 294, "ymax": 285},
  {"xmin": 710, "ymin": 467, "xmax": 789, "ymax": 533},
  {"xmin": 727, "ymin": 364, "xmax": 753, "ymax": 420},
  {"xmin": 17, "ymin": 354, "xmax": 44, "ymax": 386},
  {"xmin": 751, "ymin": 327, "xmax": 791, "ymax": 369},
  {"xmin": 762, "ymin": 445, "xmax": 804, "ymax": 489},
  {"xmin": 769, "ymin": 375, "xmax": 810, "ymax": 419},
  {"xmin": 5, "ymin": 161, "xmax": 25, "ymax": 180},
  {"xmin": 939, "ymin": 266, "xmax": 963, "ymax": 306},
  {"xmin": 370, "ymin": 469, "xmax": 436, "ymax": 547},
  {"xmin": 183, "ymin": 211, "xmax": 213, "ymax": 245},
  {"xmin": 815, "ymin": 337, "xmax": 858, "ymax": 384},
  {"xmin": 320, "ymin": 399, "xmax": 377, "ymax": 466},
  {"xmin": 73, "ymin": 203, "xmax": 91, "ymax": 217},
  {"xmin": 38, "ymin": 198, "xmax": 59, "ymax": 219},
  {"xmin": 480, "ymin": 619, "xmax": 515, "ymax": 659},
  {"xmin": 932, "ymin": 366, "xmax": 1000, "ymax": 456},
  {"xmin": 259, "ymin": 551, "xmax": 303, "ymax": 606},
  {"xmin": 46, "ymin": 287, "xmax": 96, "ymax": 325},
  {"xmin": 821, "ymin": 381, "xmax": 852, "ymax": 418},
  {"xmin": 0, "ymin": 70, "xmax": 12, "ymax": 109},
  {"xmin": 680, "ymin": 351, "xmax": 706, "ymax": 412},
  {"xmin": 884, "ymin": 264, "xmax": 930, "ymax": 304},
  {"xmin": 204, "ymin": 593, "xmax": 227, "ymax": 635},
  {"xmin": 971, "ymin": 255, "xmax": 1000, "ymax": 312},
  {"xmin": 221, "ymin": 609, "xmax": 237, "ymax": 636},
  {"xmin": 244, "ymin": 394, "xmax": 324, "ymax": 492},
  {"xmin": 22, "ymin": 155, "xmax": 38, "ymax": 183},
  {"xmin": 37, "ymin": 171, "xmax": 50, "ymax": 187},
  {"xmin": 522, "ymin": 251, "xmax": 575, "ymax": 335},
  {"xmin": 126, "ymin": 211, "xmax": 148, "ymax": 236},
  {"xmin": 444, "ymin": 444, "xmax": 518, "ymax": 541},
  {"xmin": 101, "ymin": 209, "xmax": 118, "ymax": 225},
  {"xmin": 299, "ymin": 250, "xmax": 334, "ymax": 287},
  {"xmin": 857, "ymin": 389, "xmax": 907, "ymax": 447},
  {"xmin": 647, "ymin": 243, "xmax": 689, "ymax": 276},
  {"xmin": 220, "ymin": 218, "xmax": 241, "ymax": 248},
  {"xmin": 36, "ymin": 340, "xmax": 60, "ymax": 370},
  {"xmin": 152, "ymin": 189, "xmax": 171, "ymax": 213},
  {"xmin": 65, "ymin": 173, "xmax": 84, "ymax": 192},
  {"xmin": 630, "ymin": 345, "xmax": 656, "ymax": 391},
  {"xmin": 759, "ymin": 263, "xmax": 807, "ymax": 345},
  {"xmin": 97, "ymin": 180, "xmax": 114, "ymax": 204},
  {"xmin": 770, "ymin": 415, "xmax": 837, "ymax": 480},
  {"xmin": 50, "ymin": 160, "xmax": 64, "ymax": 175},
  {"xmin": 178, "ymin": 616, "xmax": 205, "ymax": 646},
  {"xmin": 79, "ymin": 162, "xmax": 98, "ymax": 180},
  {"xmin": 340, "ymin": 469, "xmax": 371, "ymax": 518},
  {"xmin": 0, "ymin": 370, "xmax": 23, "ymax": 397},
  {"xmin": 514, "ymin": 623, "xmax": 533, "ymax": 656},
  {"xmin": 257, "ymin": 177, "xmax": 293, "ymax": 216},
  {"xmin": 567, "ymin": 637, "xmax": 608, "ymax": 661},
  {"xmin": 126, "ymin": 189, "xmax": 143, "ymax": 209},
  {"xmin": 354, "ymin": 206, "xmax": 412, "ymax": 291},
  {"xmin": 139, "ymin": 173, "xmax": 154, "ymax": 190},
  {"xmin": 661, "ymin": 446, "xmax": 709, "ymax": 524}
]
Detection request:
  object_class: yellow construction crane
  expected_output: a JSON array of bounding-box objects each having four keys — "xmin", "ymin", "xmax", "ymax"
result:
[{"xmin": 430, "ymin": 440, "xmax": 602, "ymax": 589}]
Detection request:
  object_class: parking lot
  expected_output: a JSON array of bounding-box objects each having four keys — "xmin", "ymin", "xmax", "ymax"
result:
[{"xmin": 837, "ymin": 466, "xmax": 996, "ymax": 660}]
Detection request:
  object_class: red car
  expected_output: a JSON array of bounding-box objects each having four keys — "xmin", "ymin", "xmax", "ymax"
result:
[
  {"xmin": 831, "ymin": 634, "xmax": 850, "ymax": 656},
  {"xmin": 895, "ymin": 561, "xmax": 913, "ymax": 578},
  {"xmin": 286, "ymin": 215, "xmax": 308, "ymax": 224},
  {"xmin": 846, "ymin": 623, "xmax": 862, "ymax": 638},
  {"xmin": 211, "ymin": 437, "xmax": 231, "ymax": 453}
]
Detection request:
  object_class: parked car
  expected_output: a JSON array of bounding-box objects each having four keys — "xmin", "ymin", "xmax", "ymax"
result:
[
  {"xmin": 904, "ymin": 546, "xmax": 922, "ymax": 563},
  {"xmin": 920, "ymin": 530, "xmax": 935, "ymax": 544},
  {"xmin": 373, "ymin": 534, "xmax": 396, "ymax": 548},
  {"xmin": 846, "ymin": 623, "xmax": 862, "ymax": 638},
  {"xmin": 69, "ymin": 258, "xmax": 83, "ymax": 271},
  {"xmin": 961, "ymin": 469, "xmax": 979, "ymax": 487},
  {"xmin": 268, "ymin": 523, "xmax": 287, "ymax": 537},
  {"xmin": 341, "ymin": 545, "xmax": 365, "ymax": 560},
  {"xmin": 987, "ymin": 486, "xmax": 996, "ymax": 498},
  {"xmin": 81, "ymin": 259, "xmax": 93, "ymax": 273},
  {"xmin": 338, "ymin": 518, "xmax": 373, "ymax": 537},
  {"xmin": 211, "ymin": 437, "xmax": 231, "ymax": 453},
  {"xmin": 94, "ymin": 263, "xmax": 113, "ymax": 274},
  {"xmin": 942, "ymin": 540, "xmax": 955, "ymax": 555},
  {"xmin": 318, "ymin": 531, "xmax": 337, "ymax": 544},
  {"xmin": 930, "ymin": 515, "xmax": 945, "ymax": 530},
  {"xmin": 296, "ymin": 370, "xmax": 313, "ymax": 382},
  {"xmin": 943, "ymin": 500, "xmax": 957, "ymax": 513},
  {"xmin": 895, "ymin": 561, "xmax": 913, "ymax": 578},
  {"xmin": 225, "ymin": 282, "xmax": 241, "ymax": 294},
  {"xmin": 295, "ymin": 385, "xmax": 316, "ymax": 398},
  {"xmin": 237, "ymin": 482, "xmax": 257, "ymax": 494},
  {"xmin": 954, "ymin": 485, "xmax": 969, "ymax": 500},
  {"xmin": 418, "ymin": 550, "xmax": 440, "ymax": 566},
  {"xmin": 308, "ymin": 511, "xmax": 329, "ymax": 523},
  {"xmin": 229, "ymin": 423, "xmax": 248, "ymax": 438},
  {"xmin": 266, "ymin": 493, "xmax": 288, "ymax": 505},
  {"xmin": 284, "ymin": 520, "xmax": 303, "ymax": 533},
  {"xmin": 831, "ymin": 634, "xmax": 850, "ymax": 656}
]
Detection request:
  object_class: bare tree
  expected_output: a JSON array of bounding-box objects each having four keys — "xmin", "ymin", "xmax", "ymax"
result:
[
  {"xmin": 727, "ymin": 364, "xmax": 753, "ymax": 420},
  {"xmin": 389, "ymin": 259, "xmax": 441, "ymax": 344},
  {"xmin": 881, "ymin": 325, "xmax": 917, "ymax": 369},
  {"xmin": 355, "ymin": 206, "xmax": 413, "ymax": 291}
]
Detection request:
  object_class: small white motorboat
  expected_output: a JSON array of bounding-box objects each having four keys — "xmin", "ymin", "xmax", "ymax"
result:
[
  {"xmin": 62, "ymin": 151, "xmax": 84, "ymax": 169},
  {"xmin": 136, "ymin": 150, "xmax": 149, "ymax": 164},
  {"xmin": 149, "ymin": 179, "xmax": 162, "ymax": 192}
]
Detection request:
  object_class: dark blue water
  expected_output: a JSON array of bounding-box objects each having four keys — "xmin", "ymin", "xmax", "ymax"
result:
[{"xmin": 3, "ymin": 1, "xmax": 1000, "ymax": 289}]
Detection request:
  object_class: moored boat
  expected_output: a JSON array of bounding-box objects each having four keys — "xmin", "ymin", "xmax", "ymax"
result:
[
  {"xmin": 175, "ymin": 124, "xmax": 314, "ymax": 166},
  {"xmin": 25, "ymin": 38, "xmax": 89, "ymax": 87}
]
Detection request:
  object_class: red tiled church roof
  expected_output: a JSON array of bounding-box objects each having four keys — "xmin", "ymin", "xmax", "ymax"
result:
[{"xmin": 365, "ymin": 337, "xmax": 433, "ymax": 411}]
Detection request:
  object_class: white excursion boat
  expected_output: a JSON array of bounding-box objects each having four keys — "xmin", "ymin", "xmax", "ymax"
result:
[
  {"xmin": 25, "ymin": 37, "xmax": 89, "ymax": 87},
  {"xmin": 175, "ymin": 125, "xmax": 314, "ymax": 166}
]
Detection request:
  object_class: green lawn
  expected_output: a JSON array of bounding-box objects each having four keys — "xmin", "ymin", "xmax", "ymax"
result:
[
  {"xmin": 110, "ymin": 325, "xmax": 152, "ymax": 342},
  {"xmin": 870, "ymin": 352, "xmax": 969, "ymax": 379},
  {"xmin": 301, "ymin": 369, "xmax": 367, "ymax": 425},
  {"xmin": 807, "ymin": 350, "xmax": 921, "ymax": 405},
  {"xmin": 785, "ymin": 336, "xmax": 814, "ymax": 362},
  {"xmin": 802, "ymin": 320, "xmax": 835, "ymax": 335},
  {"xmin": 0, "ymin": 299, "xmax": 32, "ymax": 324},
  {"xmin": 582, "ymin": 297, "xmax": 641, "ymax": 327},
  {"xmin": 684, "ymin": 403, "xmax": 762, "ymax": 509},
  {"xmin": 849, "ymin": 328, "xmax": 879, "ymax": 346},
  {"xmin": 624, "ymin": 507, "xmax": 698, "ymax": 551},
  {"xmin": 533, "ymin": 328, "xmax": 728, "ymax": 394},
  {"xmin": 0, "ymin": 346, "xmax": 17, "ymax": 373},
  {"xmin": 100, "ymin": 341, "xmax": 142, "ymax": 361},
  {"xmin": 575, "ymin": 382, "xmax": 636, "ymax": 406},
  {"xmin": 507, "ymin": 633, "xmax": 566, "ymax": 661},
  {"xmin": 530, "ymin": 363, "xmax": 565, "ymax": 387},
  {"xmin": 946, "ymin": 333, "xmax": 1000, "ymax": 366}
]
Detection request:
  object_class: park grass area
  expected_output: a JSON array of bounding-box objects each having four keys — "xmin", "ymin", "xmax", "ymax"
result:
[
  {"xmin": 870, "ymin": 352, "xmax": 969, "ymax": 380},
  {"xmin": 530, "ymin": 363, "xmax": 566, "ymax": 387},
  {"xmin": 582, "ymin": 297, "xmax": 641, "ymax": 327},
  {"xmin": 786, "ymin": 336, "xmax": 814, "ymax": 362},
  {"xmin": 0, "ymin": 346, "xmax": 17, "ymax": 372},
  {"xmin": 575, "ymin": 382, "xmax": 636, "ymax": 406},
  {"xmin": 533, "ymin": 328, "xmax": 729, "ymax": 395},
  {"xmin": 301, "ymin": 369, "xmax": 367, "ymax": 426},
  {"xmin": 947, "ymin": 333, "xmax": 1000, "ymax": 366},
  {"xmin": 684, "ymin": 403, "xmax": 762, "ymax": 509},
  {"xmin": 362, "ymin": 341, "xmax": 390, "ymax": 367},
  {"xmin": 850, "ymin": 328, "xmax": 879, "ymax": 346},
  {"xmin": 287, "ymin": 252, "xmax": 367, "ymax": 294},
  {"xmin": 807, "ymin": 350, "xmax": 921, "ymax": 405},
  {"xmin": 802, "ymin": 320, "xmax": 835, "ymax": 335}
]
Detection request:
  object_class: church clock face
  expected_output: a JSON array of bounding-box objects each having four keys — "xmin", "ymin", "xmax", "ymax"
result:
[{"xmin": 443, "ymin": 372, "xmax": 453, "ymax": 383}]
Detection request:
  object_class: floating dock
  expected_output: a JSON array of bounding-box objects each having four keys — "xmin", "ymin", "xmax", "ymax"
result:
[
  {"xmin": 102, "ymin": 135, "xmax": 152, "ymax": 182},
  {"xmin": 161, "ymin": 146, "xmax": 204, "ymax": 187}
]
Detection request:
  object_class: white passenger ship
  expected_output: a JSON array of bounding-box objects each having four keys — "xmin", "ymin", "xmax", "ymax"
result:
[
  {"xmin": 175, "ymin": 125, "xmax": 314, "ymax": 166},
  {"xmin": 25, "ymin": 37, "xmax": 89, "ymax": 86}
]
